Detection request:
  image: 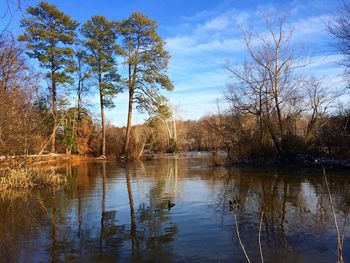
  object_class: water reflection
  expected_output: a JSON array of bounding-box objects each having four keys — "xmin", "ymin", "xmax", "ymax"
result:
[{"xmin": 0, "ymin": 158, "xmax": 349, "ymax": 262}]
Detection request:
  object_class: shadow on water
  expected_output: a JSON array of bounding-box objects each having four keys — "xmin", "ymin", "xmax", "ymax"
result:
[{"xmin": 0, "ymin": 157, "xmax": 350, "ymax": 262}]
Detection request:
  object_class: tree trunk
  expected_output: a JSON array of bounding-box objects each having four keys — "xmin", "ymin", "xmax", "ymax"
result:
[
  {"xmin": 97, "ymin": 71, "xmax": 106, "ymax": 156},
  {"xmin": 172, "ymin": 116, "xmax": 177, "ymax": 142},
  {"xmin": 100, "ymin": 91, "xmax": 105, "ymax": 156},
  {"xmin": 275, "ymin": 48, "xmax": 284, "ymax": 140},
  {"xmin": 124, "ymin": 89, "xmax": 134, "ymax": 157},
  {"xmin": 77, "ymin": 78, "xmax": 82, "ymax": 121},
  {"xmin": 51, "ymin": 80, "xmax": 56, "ymax": 153}
]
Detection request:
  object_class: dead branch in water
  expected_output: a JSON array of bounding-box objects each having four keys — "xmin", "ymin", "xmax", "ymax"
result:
[
  {"xmin": 231, "ymin": 203, "xmax": 266, "ymax": 263},
  {"xmin": 233, "ymin": 213, "xmax": 251, "ymax": 263},
  {"xmin": 323, "ymin": 167, "xmax": 345, "ymax": 263},
  {"xmin": 259, "ymin": 211, "xmax": 265, "ymax": 263}
]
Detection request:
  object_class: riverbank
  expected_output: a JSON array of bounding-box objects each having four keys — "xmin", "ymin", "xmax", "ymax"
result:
[
  {"xmin": 0, "ymin": 153, "xmax": 104, "ymax": 168},
  {"xmin": 1, "ymin": 151, "xmax": 349, "ymax": 170},
  {"xmin": 231, "ymin": 155, "xmax": 350, "ymax": 170}
]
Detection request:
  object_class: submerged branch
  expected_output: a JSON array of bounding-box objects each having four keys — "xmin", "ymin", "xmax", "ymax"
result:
[
  {"xmin": 323, "ymin": 167, "xmax": 344, "ymax": 263},
  {"xmin": 259, "ymin": 211, "xmax": 265, "ymax": 263},
  {"xmin": 233, "ymin": 213, "xmax": 251, "ymax": 263}
]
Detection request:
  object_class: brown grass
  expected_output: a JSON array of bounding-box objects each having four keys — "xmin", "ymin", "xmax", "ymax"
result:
[{"xmin": 0, "ymin": 168, "xmax": 67, "ymax": 191}]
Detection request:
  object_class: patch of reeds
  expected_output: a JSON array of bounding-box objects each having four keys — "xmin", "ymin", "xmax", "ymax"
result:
[
  {"xmin": 0, "ymin": 168, "xmax": 67, "ymax": 191},
  {"xmin": 0, "ymin": 188, "xmax": 31, "ymax": 202}
]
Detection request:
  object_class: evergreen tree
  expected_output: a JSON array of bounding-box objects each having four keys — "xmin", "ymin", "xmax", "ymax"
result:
[
  {"xmin": 75, "ymin": 48, "xmax": 90, "ymax": 119},
  {"xmin": 80, "ymin": 16, "xmax": 121, "ymax": 156},
  {"xmin": 18, "ymin": 1, "xmax": 79, "ymax": 153},
  {"xmin": 119, "ymin": 12, "xmax": 173, "ymax": 157}
]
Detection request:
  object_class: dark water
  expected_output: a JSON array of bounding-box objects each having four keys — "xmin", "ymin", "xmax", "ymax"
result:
[{"xmin": 1, "ymin": 157, "xmax": 350, "ymax": 263}]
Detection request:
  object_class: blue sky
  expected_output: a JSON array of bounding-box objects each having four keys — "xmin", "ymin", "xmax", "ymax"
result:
[{"xmin": 0, "ymin": 0, "xmax": 346, "ymax": 126}]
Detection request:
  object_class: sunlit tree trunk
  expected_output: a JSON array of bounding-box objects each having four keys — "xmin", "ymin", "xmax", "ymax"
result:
[
  {"xmin": 51, "ymin": 69, "xmax": 56, "ymax": 153},
  {"xmin": 124, "ymin": 86, "xmax": 134, "ymax": 156},
  {"xmin": 98, "ymin": 73, "xmax": 106, "ymax": 156}
]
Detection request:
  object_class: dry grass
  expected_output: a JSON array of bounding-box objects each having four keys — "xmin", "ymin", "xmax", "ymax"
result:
[
  {"xmin": 0, "ymin": 188, "xmax": 31, "ymax": 202},
  {"xmin": 0, "ymin": 168, "xmax": 67, "ymax": 191}
]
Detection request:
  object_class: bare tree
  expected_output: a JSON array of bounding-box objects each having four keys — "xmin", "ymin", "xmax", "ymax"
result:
[
  {"xmin": 304, "ymin": 78, "xmax": 339, "ymax": 142},
  {"xmin": 1, "ymin": 0, "xmax": 23, "ymax": 37},
  {"xmin": 328, "ymin": 0, "xmax": 350, "ymax": 78},
  {"xmin": 0, "ymin": 36, "xmax": 45, "ymax": 155},
  {"xmin": 226, "ymin": 16, "xmax": 308, "ymax": 155}
]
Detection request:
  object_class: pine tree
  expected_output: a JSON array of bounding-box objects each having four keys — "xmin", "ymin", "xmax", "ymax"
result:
[
  {"xmin": 119, "ymin": 12, "xmax": 173, "ymax": 157},
  {"xmin": 18, "ymin": 1, "xmax": 79, "ymax": 153},
  {"xmin": 80, "ymin": 16, "xmax": 121, "ymax": 156}
]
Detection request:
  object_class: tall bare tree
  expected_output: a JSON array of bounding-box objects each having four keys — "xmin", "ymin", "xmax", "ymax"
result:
[
  {"xmin": 0, "ymin": 37, "xmax": 44, "ymax": 155},
  {"xmin": 328, "ymin": 0, "xmax": 350, "ymax": 79},
  {"xmin": 226, "ymin": 16, "xmax": 307, "ymax": 155}
]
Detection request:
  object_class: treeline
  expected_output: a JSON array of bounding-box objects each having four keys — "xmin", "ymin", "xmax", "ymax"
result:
[
  {"xmin": 101, "ymin": 106, "xmax": 350, "ymax": 162},
  {"xmin": 205, "ymin": 16, "xmax": 350, "ymax": 163},
  {"xmin": 110, "ymin": 14, "xmax": 350, "ymax": 163},
  {"xmin": 0, "ymin": 1, "xmax": 173, "ymax": 158}
]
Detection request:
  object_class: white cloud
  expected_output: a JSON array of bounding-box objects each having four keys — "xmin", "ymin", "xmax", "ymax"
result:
[
  {"xmin": 291, "ymin": 15, "xmax": 330, "ymax": 38},
  {"xmin": 198, "ymin": 13, "xmax": 233, "ymax": 31}
]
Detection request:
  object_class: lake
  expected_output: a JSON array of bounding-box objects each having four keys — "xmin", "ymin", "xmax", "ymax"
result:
[{"xmin": 0, "ymin": 155, "xmax": 349, "ymax": 262}]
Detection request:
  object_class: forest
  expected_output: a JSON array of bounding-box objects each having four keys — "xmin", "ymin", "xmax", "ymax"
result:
[{"xmin": 0, "ymin": 1, "xmax": 349, "ymax": 164}]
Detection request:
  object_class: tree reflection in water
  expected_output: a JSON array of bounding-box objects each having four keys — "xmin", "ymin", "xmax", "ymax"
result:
[{"xmin": 0, "ymin": 158, "xmax": 349, "ymax": 262}]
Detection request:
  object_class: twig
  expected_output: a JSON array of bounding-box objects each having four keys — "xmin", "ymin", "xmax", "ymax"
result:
[
  {"xmin": 330, "ymin": 248, "xmax": 339, "ymax": 257},
  {"xmin": 323, "ymin": 166, "xmax": 344, "ymax": 263},
  {"xmin": 341, "ymin": 207, "xmax": 350, "ymax": 249},
  {"xmin": 37, "ymin": 113, "xmax": 68, "ymax": 157},
  {"xmin": 259, "ymin": 211, "xmax": 265, "ymax": 263},
  {"xmin": 233, "ymin": 213, "xmax": 251, "ymax": 263},
  {"xmin": 12, "ymin": 112, "xmax": 71, "ymax": 168}
]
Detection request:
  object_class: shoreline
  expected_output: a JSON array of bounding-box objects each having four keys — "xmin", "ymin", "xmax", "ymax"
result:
[
  {"xmin": 0, "ymin": 152, "xmax": 349, "ymax": 171},
  {"xmin": 0, "ymin": 154, "xmax": 105, "ymax": 169}
]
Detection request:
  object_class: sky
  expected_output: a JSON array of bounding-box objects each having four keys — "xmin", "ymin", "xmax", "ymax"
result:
[{"xmin": 0, "ymin": 0, "xmax": 346, "ymax": 126}]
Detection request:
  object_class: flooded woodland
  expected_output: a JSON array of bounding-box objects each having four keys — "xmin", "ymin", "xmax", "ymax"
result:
[{"xmin": 1, "ymin": 156, "xmax": 349, "ymax": 263}]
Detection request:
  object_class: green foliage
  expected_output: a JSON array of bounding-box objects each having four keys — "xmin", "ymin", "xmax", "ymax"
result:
[
  {"xmin": 144, "ymin": 102, "xmax": 177, "ymax": 153},
  {"xmin": 75, "ymin": 49, "xmax": 91, "ymax": 92},
  {"xmin": 34, "ymin": 96, "xmax": 50, "ymax": 114},
  {"xmin": 18, "ymin": 1, "xmax": 79, "ymax": 86},
  {"xmin": 80, "ymin": 16, "xmax": 121, "ymax": 107},
  {"xmin": 62, "ymin": 123, "xmax": 77, "ymax": 153},
  {"xmin": 146, "ymin": 102, "xmax": 172, "ymax": 128},
  {"xmin": 119, "ymin": 12, "xmax": 174, "ymax": 112}
]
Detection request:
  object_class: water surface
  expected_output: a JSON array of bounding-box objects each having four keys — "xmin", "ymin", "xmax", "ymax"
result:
[{"xmin": 1, "ymin": 156, "xmax": 350, "ymax": 262}]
